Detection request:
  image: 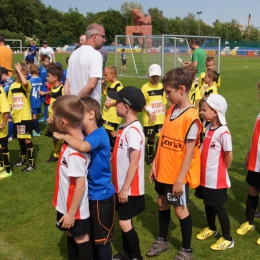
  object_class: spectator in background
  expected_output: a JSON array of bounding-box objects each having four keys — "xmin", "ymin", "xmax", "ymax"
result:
[
  {"xmin": 28, "ymin": 41, "xmax": 37, "ymax": 64},
  {"xmin": 65, "ymin": 23, "xmax": 106, "ymax": 104},
  {"xmin": 184, "ymin": 38, "xmax": 206, "ymax": 80},
  {"xmin": 98, "ymin": 46, "xmax": 107, "ymax": 69},
  {"xmin": 38, "ymin": 40, "xmax": 56, "ymax": 64},
  {"xmin": 0, "ymin": 34, "xmax": 13, "ymax": 76},
  {"xmin": 74, "ymin": 35, "xmax": 87, "ymax": 51}
]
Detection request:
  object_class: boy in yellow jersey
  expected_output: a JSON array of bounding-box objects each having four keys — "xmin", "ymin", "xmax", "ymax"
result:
[
  {"xmin": 147, "ymin": 67, "xmax": 202, "ymax": 260},
  {"xmin": 0, "ymin": 82, "xmax": 11, "ymax": 179},
  {"xmin": 46, "ymin": 65, "xmax": 64, "ymax": 163},
  {"xmin": 102, "ymin": 65, "xmax": 123, "ymax": 152},
  {"xmin": 186, "ymin": 64, "xmax": 201, "ymax": 111},
  {"xmin": 8, "ymin": 63, "xmax": 36, "ymax": 172},
  {"xmin": 203, "ymin": 70, "xmax": 219, "ymax": 98},
  {"xmin": 141, "ymin": 64, "xmax": 167, "ymax": 165},
  {"xmin": 199, "ymin": 56, "xmax": 221, "ymax": 96}
]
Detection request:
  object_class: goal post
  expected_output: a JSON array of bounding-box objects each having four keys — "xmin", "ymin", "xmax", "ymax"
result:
[
  {"xmin": 5, "ymin": 39, "xmax": 23, "ymax": 53},
  {"xmin": 114, "ymin": 35, "xmax": 221, "ymax": 77}
]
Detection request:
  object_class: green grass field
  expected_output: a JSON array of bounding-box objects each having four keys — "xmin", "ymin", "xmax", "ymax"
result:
[{"xmin": 1, "ymin": 53, "xmax": 260, "ymax": 259}]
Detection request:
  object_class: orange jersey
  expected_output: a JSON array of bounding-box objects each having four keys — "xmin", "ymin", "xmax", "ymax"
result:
[
  {"xmin": 247, "ymin": 113, "xmax": 260, "ymax": 172},
  {"xmin": 155, "ymin": 105, "xmax": 202, "ymax": 188}
]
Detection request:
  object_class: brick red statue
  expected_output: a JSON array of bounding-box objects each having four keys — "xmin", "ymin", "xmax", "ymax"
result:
[{"xmin": 125, "ymin": 9, "xmax": 152, "ymax": 47}]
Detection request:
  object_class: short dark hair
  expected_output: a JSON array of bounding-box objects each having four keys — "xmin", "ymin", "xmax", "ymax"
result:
[
  {"xmin": 41, "ymin": 54, "xmax": 50, "ymax": 62},
  {"xmin": 189, "ymin": 38, "xmax": 199, "ymax": 46},
  {"xmin": 206, "ymin": 69, "xmax": 219, "ymax": 82},
  {"xmin": 47, "ymin": 65, "xmax": 63, "ymax": 81},
  {"xmin": 80, "ymin": 96, "xmax": 101, "ymax": 125},
  {"xmin": 0, "ymin": 35, "xmax": 4, "ymax": 43},
  {"xmin": 0, "ymin": 67, "xmax": 8, "ymax": 75},
  {"xmin": 162, "ymin": 67, "xmax": 193, "ymax": 92}
]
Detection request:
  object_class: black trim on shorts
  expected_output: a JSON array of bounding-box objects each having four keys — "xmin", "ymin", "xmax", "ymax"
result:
[
  {"xmin": 103, "ymin": 121, "xmax": 119, "ymax": 131},
  {"xmin": 89, "ymin": 194, "xmax": 115, "ymax": 245},
  {"xmin": 195, "ymin": 185, "xmax": 227, "ymax": 206},
  {"xmin": 56, "ymin": 211, "xmax": 91, "ymax": 237},
  {"xmin": 13, "ymin": 120, "xmax": 32, "ymax": 139},
  {"xmin": 116, "ymin": 195, "xmax": 145, "ymax": 220},
  {"xmin": 144, "ymin": 124, "xmax": 162, "ymax": 138},
  {"xmin": 246, "ymin": 170, "xmax": 260, "ymax": 192}
]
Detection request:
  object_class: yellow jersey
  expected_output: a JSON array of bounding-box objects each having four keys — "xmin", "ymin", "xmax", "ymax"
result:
[{"xmin": 0, "ymin": 86, "xmax": 10, "ymax": 138}]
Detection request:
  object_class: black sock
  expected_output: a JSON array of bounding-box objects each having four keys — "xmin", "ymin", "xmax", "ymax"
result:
[
  {"xmin": 205, "ymin": 205, "xmax": 217, "ymax": 231},
  {"xmin": 124, "ymin": 227, "xmax": 142, "ymax": 258},
  {"xmin": 122, "ymin": 230, "xmax": 131, "ymax": 256},
  {"xmin": 26, "ymin": 141, "xmax": 35, "ymax": 166},
  {"xmin": 109, "ymin": 136, "xmax": 116, "ymax": 152},
  {"xmin": 179, "ymin": 215, "xmax": 192, "ymax": 251},
  {"xmin": 19, "ymin": 140, "xmax": 27, "ymax": 162},
  {"xmin": 67, "ymin": 236, "xmax": 79, "ymax": 260},
  {"xmin": 32, "ymin": 118, "xmax": 40, "ymax": 133},
  {"xmin": 78, "ymin": 240, "xmax": 93, "ymax": 260},
  {"xmin": 159, "ymin": 208, "xmax": 170, "ymax": 241},
  {"xmin": 1, "ymin": 147, "xmax": 11, "ymax": 173},
  {"xmin": 146, "ymin": 140, "xmax": 154, "ymax": 159},
  {"xmin": 246, "ymin": 194, "xmax": 258, "ymax": 225},
  {"xmin": 214, "ymin": 205, "xmax": 231, "ymax": 241},
  {"xmin": 95, "ymin": 243, "xmax": 112, "ymax": 260}
]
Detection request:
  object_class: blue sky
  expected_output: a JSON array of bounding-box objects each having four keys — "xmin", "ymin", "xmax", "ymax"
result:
[{"xmin": 41, "ymin": 0, "xmax": 260, "ymax": 28}]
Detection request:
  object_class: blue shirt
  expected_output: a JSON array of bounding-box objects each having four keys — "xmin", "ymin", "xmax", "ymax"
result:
[
  {"xmin": 29, "ymin": 76, "xmax": 43, "ymax": 109},
  {"xmin": 30, "ymin": 45, "xmax": 37, "ymax": 57},
  {"xmin": 39, "ymin": 66, "xmax": 48, "ymax": 85},
  {"xmin": 85, "ymin": 127, "xmax": 115, "ymax": 200},
  {"xmin": 2, "ymin": 78, "xmax": 14, "ymax": 96}
]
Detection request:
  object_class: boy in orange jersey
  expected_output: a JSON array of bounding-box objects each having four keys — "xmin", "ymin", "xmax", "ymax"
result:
[
  {"xmin": 147, "ymin": 68, "xmax": 202, "ymax": 260},
  {"xmin": 236, "ymin": 81, "xmax": 260, "ymax": 245}
]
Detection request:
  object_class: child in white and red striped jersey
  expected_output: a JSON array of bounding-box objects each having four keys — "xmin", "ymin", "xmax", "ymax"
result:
[
  {"xmin": 195, "ymin": 94, "xmax": 234, "ymax": 251},
  {"xmin": 109, "ymin": 86, "xmax": 146, "ymax": 260},
  {"xmin": 236, "ymin": 81, "xmax": 260, "ymax": 245},
  {"xmin": 52, "ymin": 95, "xmax": 92, "ymax": 260}
]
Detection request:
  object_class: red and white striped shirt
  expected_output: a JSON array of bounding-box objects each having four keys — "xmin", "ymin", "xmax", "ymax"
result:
[
  {"xmin": 111, "ymin": 121, "xmax": 145, "ymax": 196},
  {"xmin": 247, "ymin": 113, "xmax": 260, "ymax": 173},
  {"xmin": 200, "ymin": 125, "xmax": 232, "ymax": 189},
  {"xmin": 53, "ymin": 143, "xmax": 90, "ymax": 219}
]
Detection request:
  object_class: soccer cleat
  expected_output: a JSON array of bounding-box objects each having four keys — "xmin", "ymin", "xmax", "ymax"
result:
[
  {"xmin": 33, "ymin": 130, "xmax": 41, "ymax": 137},
  {"xmin": 22, "ymin": 164, "xmax": 36, "ymax": 172},
  {"xmin": 173, "ymin": 247, "xmax": 194, "ymax": 260},
  {"xmin": 255, "ymin": 209, "xmax": 260, "ymax": 218},
  {"xmin": 38, "ymin": 118, "xmax": 45, "ymax": 122},
  {"xmin": 146, "ymin": 156, "xmax": 154, "ymax": 166},
  {"xmin": 196, "ymin": 227, "xmax": 218, "ymax": 240},
  {"xmin": 210, "ymin": 237, "xmax": 234, "ymax": 251},
  {"xmin": 0, "ymin": 170, "xmax": 12, "ymax": 180},
  {"xmin": 112, "ymin": 250, "xmax": 130, "ymax": 260},
  {"xmin": 13, "ymin": 160, "xmax": 28, "ymax": 167},
  {"xmin": 146, "ymin": 238, "xmax": 170, "ymax": 256},
  {"xmin": 45, "ymin": 156, "xmax": 58, "ymax": 163},
  {"xmin": 236, "ymin": 221, "xmax": 255, "ymax": 235}
]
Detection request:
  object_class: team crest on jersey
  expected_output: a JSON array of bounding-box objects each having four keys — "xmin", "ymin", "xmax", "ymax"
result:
[
  {"xmin": 61, "ymin": 157, "xmax": 68, "ymax": 167},
  {"xmin": 161, "ymin": 135, "xmax": 183, "ymax": 151},
  {"xmin": 210, "ymin": 142, "xmax": 216, "ymax": 148},
  {"xmin": 119, "ymin": 139, "xmax": 124, "ymax": 149}
]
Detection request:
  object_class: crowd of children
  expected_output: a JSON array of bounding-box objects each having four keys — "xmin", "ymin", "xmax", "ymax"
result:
[{"xmin": 2, "ymin": 48, "xmax": 260, "ymax": 260}]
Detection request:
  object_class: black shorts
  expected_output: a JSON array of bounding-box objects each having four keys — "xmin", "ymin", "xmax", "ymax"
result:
[
  {"xmin": 246, "ymin": 170, "xmax": 260, "ymax": 192},
  {"xmin": 0, "ymin": 136, "xmax": 8, "ymax": 148},
  {"xmin": 103, "ymin": 121, "xmax": 119, "ymax": 131},
  {"xmin": 13, "ymin": 120, "xmax": 32, "ymax": 139},
  {"xmin": 144, "ymin": 124, "xmax": 162, "ymax": 138},
  {"xmin": 155, "ymin": 181, "xmax": 189, "ymax": 206},
  {"xmin": 89, "ymin": 194, "xmax": 115, "ymax": 245},
  {"xmin": 116, "ymin": 195, "xmax": 145, "ymax": 220},
  {"xmin": 56, "ymin": 211, "xmax": 91, "ymax": 237},
  {"xmin": 121, "ymin": 61, "xmax": 126, "ymax": 65},
  {"xmin": 195, "ymin": 185, "xmax": 227, "ymax": 206}
]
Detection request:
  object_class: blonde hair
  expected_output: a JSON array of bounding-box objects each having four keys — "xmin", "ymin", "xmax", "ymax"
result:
[
  {"xmin": 104, "ymin": 65, "xmax": 117, "ymax": 77},
  {"xmin": 52, "ymin": 95, "xmax": 85, "ymax": 127},
  {"xmin": 15, "ymin": 63, "xmax": 28, "ymax": 73}
]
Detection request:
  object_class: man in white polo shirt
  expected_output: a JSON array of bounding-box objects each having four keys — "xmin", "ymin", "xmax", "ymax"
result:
[
  {"xmin": 38, "ymin": 40, "xmax": 56, "ymax": 63},
  {"xmin": 64, "ymin": 23, "xmax": 106, "ymax": 104}
]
